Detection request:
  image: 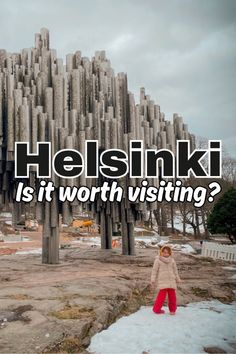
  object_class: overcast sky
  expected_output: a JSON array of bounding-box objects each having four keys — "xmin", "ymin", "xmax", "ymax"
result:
[{"xmin": 1, "ymin": 0, "xmax": 235, "ymax": 156}]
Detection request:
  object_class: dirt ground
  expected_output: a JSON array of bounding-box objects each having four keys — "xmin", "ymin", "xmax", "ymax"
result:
[{"xmin": 0, "ymin": 241, "xmax": 235, "ymax": 354}]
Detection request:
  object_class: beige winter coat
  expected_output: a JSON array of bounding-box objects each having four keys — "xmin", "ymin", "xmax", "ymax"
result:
[{"xmin": 151, "ymin": 255, "xmax": 181, "ymax": 290}]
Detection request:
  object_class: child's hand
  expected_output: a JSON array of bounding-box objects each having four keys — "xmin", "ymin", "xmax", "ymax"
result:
[
  {"xmin": 150, "ymin": 282, "xmax": 155, "ymax": 290},
  {"xmin": 177, "ymin": 279, "xmax": 183, "ymax": 283}
]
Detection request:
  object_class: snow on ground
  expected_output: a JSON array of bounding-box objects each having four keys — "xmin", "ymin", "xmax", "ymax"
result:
[
  {"xmin": 73, "ymin": 236, "xmax": 101, "ymax": 245},
  {"xmin": 0, "ymin": 212, "xmax": 12, "ymax": 218},
  {"xmin": 223, "ymin": 266, "xmax": 236, "ymax": 271},
  {"xmin": 223, "ymin": 266, "xmax": 236, "ymax": 280},
  {"xmin": 229, "ymin": 274, "xmax": 236, "ymax": 280},
  {"xmin": 16, "ymin": 248, "xmax": 42, "ymax": 255},
  {"xmin": 88, "ymin": 301, "xmax": 236, "ymax": 354},
  {"xmin": 134, "ymin": 227, "xmax": 152, "ymax": 232},
  {"xmin": 172, "ymin": 244, "xmax": 196, "ymax": 254},
  {"xmin": 157, "ymin": 239, "xmax": 169, "ymax": 246},
  {"xmin": 1, "ymin": 236, "xmax": 30, "ymax": 243},
  {"xmin": 135, "ymin": 235, "xmax": 161, "ymax": 244},
  {"xmin": 73, "ymin": 235, "xmax": 196, "ymax": 254}
]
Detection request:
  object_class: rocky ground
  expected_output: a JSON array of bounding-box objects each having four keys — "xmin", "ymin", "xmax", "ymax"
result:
[{"xmin": 0, "ymin": 244, "xmax": 235, "ymax": 354}]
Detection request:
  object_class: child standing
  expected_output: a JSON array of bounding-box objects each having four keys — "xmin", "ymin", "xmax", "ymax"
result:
[{"xmin": 150, "ymin": 245, "xmax": 182, "ymax": 315}]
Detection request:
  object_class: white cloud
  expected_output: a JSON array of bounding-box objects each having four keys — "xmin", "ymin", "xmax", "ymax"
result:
[{"xmin": 108, "ymin": 34, "xmax": 134, "ymax": 53}]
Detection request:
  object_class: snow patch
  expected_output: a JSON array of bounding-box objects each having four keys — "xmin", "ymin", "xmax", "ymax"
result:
[
  {"xmin": 134, "ymin": 227, "xmax": 150, "ymax": 232},
  {"xmin": 88, "ymin": 301, "xmax": 236, "ymax": 354},
  {"xmin": 174, "ymin": 244, "xmax": 196, "ymax": 254},
  {"xmin": 229, "ymin": 274, "xmax": 236, "ymax": 280},
  {"xmin": 16, "ymin": 248, "xmax": 42, "ymax": 255},
  {"xmin": 223, "ymin": 266, "xmax": 236, "ymax": 271}
]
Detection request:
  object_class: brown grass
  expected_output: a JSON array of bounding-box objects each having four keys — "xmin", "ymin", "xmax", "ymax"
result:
[
  {"xmin": 191, "ymin": 287, "xmax": 210, "ymax": 297},
  {"xmin": 44, "ymin": 336, "xmax": 81, "ymax": 353},
  {"xmin": 49, "ymin": 305, "xmax": 95, "ymax": 320}
]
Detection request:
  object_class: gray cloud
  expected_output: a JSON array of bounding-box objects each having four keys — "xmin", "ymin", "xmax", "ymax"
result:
[{"xmin": 0, "ymin": 0, "xmax": 236, "ymax": 156}]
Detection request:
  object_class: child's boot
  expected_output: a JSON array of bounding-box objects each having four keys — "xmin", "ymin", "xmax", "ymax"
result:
[{"xmin": 155, "ymin": 309, "xmax": 165, "ymax": 314}]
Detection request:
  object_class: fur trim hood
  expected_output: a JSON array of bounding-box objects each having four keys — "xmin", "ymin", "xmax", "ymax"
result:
[{"xmin": 159, "ymin": 244, "xmax": 172, "ymax": 256}]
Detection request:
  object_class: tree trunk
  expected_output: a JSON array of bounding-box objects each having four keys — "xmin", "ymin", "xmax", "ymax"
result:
[
  {"xmin": 195, "ymin": 209, "xmax": 200, "ymax": 236},
  {"xmin": 170, "ymin": 202, "xmax": 174, "ymax": 234},
  {"xmin": 201, "ymin": 209, "xmax": 210, "ymax": 239},
  {"xmin": 182, "ymin": 204, "xmax": 186, "ymax": 236},
  {"xmin": 154, "ymin": 208, "xmax": 162, "ymax": 236}
]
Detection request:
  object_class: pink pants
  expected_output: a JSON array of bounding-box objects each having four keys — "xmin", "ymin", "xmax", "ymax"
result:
[{"xmin": 153, "ymin": 288, "xmax": 177, "ymax": 313}]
